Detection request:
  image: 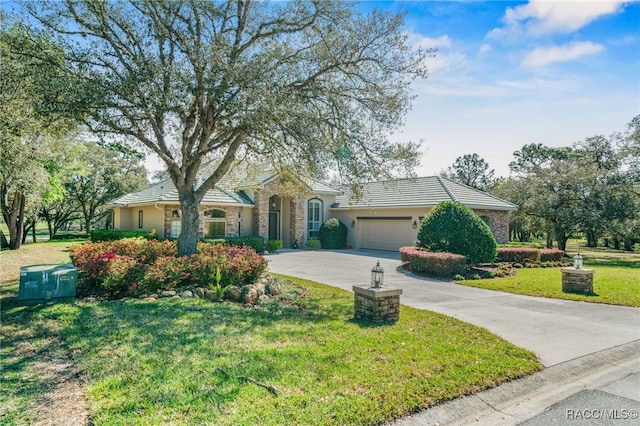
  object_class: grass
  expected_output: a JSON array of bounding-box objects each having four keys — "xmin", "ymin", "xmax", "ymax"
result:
[
  {"xmin": 457, "ymin": 240, "xmax": 640, "ymax": 307},
  {"xmin": 0, "ymin": 242, "xmax": 541, "ymax": 425}
]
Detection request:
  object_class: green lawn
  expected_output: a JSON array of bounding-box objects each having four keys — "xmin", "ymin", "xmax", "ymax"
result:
[
  {"xmin": 1, "ymin": 242, "xmax": 541, "ymax": 425},
  {"xmin": 457, "ymin": 241, "xmax": 640, "ymax": 307}
]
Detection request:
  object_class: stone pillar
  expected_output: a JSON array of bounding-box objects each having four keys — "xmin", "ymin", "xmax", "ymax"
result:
[
  {"xmin": 352, "ymin": 285, "xmax": 403, "ymax": 323},
  {"xmin": 561, "ymin": 268, "xmax": 594, "ymax": 294}
]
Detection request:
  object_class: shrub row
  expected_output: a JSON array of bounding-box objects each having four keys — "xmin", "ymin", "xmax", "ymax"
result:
[
  {"xmin": 69, "ymin": 238, "xmax": 268, "ymax": 298},
  {"xmin": 51, "ymin": 233, "xmax": 90, "ymax": 240},
  {"xmin": 496, "ymin": 247, "xmax": 565, "ymax": 264},
  {"xmin": 400, "ymin": 246, "xmax": 467, "ymax": 277},
  {"xmin": 202, "ymin": 236, "xmax": 265, "ymax": 253},
  {"xmin": 319, "ymin": 218, "xmax": 348, "ymax": 249},
  {"xmin": 90, "ymin": 229, "xmax": 156, "ymax": 242}
]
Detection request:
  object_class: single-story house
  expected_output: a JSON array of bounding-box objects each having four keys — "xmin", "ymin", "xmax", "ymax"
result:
[{"xmin": 106, "ymin": 171, "xmax": 517, "ymax": 251}]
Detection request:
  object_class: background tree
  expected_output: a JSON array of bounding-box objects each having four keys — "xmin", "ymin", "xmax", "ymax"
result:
[
  {"xmin": 440, "ymin": 153, "xmax": 495, "ymax": 190},
  {"xmin": 22, "ymin": 0, "xmax": 430, "ymax": 255},
  {"xmin": 0, "ymin": 17, "xmax": 79, "ymax": 249},
  {"xmin": 66, "ymin": 142, "xmax": 148, "ymax": 233}
]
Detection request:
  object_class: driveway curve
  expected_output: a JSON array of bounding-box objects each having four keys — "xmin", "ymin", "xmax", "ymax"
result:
[{"xmin": 266, "ymin": 249, "xmax": 640, "ymax": 367}]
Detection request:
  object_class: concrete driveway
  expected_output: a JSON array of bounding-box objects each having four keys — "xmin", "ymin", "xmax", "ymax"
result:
[
  {"xmin": 265, "ymin": 249, "xmax": 640, "ymax": 367},
  {"xmin": 266, "ymin": 249, "xmax": 640, "ymax": 424}
]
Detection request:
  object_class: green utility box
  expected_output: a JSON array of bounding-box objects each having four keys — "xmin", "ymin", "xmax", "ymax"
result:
[{"xmin": 17, "ymin": 264, "xmax": 77, "ymax": 303}]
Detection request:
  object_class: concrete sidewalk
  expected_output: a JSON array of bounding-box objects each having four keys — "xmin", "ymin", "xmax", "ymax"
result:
[{"xmin": 265, "ymin": 249, "xmax": 640, "ymax": 424}]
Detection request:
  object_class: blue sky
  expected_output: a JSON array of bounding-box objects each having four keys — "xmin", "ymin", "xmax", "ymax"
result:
[
  {"xmin": 359, "ymin": 0, "xmax": 640, "ymax": 177},
  {"xmin": 4, "ymin": 1, "xmax": 638, "ymax": 179}
]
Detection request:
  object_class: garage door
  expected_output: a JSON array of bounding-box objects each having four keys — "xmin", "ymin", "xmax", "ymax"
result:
[{"xmin": 358, "ymin": 217, "xmax": 414, "ymax": 251}]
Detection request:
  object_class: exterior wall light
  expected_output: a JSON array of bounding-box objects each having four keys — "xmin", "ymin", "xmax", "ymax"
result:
[
  {"xmin": 351, "ymin": 220, "xmax": 356, "ymax": 228},
  {"xmin": 371, "ymin": 261, "xmax": 384, "ymax": 288},
  {"xmin": 412, "ymin": 220, "xmax": 418, "ymax": 229},
  {"xmin": 573, "ymin": 253, "xmax": 583, "ymax": 269}
]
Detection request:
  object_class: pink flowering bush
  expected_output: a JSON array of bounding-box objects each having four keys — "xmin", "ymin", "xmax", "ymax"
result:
[
  {"xmin": 400, "ymin": 246, "xmax": 467, "ymax": 277},
  {"xmin": 70, "ymin": 238, "xmax": 268, "ymax": 298}
]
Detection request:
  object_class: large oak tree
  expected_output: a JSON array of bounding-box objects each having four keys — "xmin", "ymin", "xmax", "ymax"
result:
[{"xmin": 23, "ymin": 0, "xmax": 431, "ymax": 255}]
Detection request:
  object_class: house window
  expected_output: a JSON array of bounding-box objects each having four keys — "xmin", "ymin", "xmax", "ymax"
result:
[
  {"xmin": 203, "ymin": 209, "xmax": 226, "ymax": 239},
  {"xmin": 138, "ymin": 210, "xmax": 143, "ymax": 228},
  {"xmin": 170, "ymin": 220, "xmax": 182, "ymax": 238},
  {"xmin": 307, "ymin": 198, "xmax": 323, "ymax": 239}
]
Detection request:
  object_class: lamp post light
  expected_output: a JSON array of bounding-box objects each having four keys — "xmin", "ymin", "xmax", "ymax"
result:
[
  {"xmin": 371, "ymin": 261, "xmax": 384, "ymax": 288},
  {"xmin": 574, "ymin": 253, "xmax": 583, "ymax": 269}
]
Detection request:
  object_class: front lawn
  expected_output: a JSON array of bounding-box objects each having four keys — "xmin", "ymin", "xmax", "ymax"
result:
[
  {"xmin": 456, "ymin": 266, "xmax": 639, "ymax": 307},
  {"xmin": 455, "ymin": 245, "xmax": 640, "ymax": 307},
  {"xmin": 1, "ymin": 242, "xmax": 541, "ymax": 425}
]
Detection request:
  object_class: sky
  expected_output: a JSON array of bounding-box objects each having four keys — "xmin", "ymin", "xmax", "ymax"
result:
[
  {"xmin": 359, "ymin": 0, "xmax": 640, "ymax": 178},
  {"xmin": 4, "ymin": 1, "xmax": 638, "ymax": 179}
]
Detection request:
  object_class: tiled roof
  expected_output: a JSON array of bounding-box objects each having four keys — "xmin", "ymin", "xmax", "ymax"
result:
[
  {"xmin": 108, "ymin": 180, "xmax": 255, "ymax": 207},
  {"xmin": 330, "ymin": 176, "xmax": 518, "ymax": 211},
  {"xmin": 107, "ymin": 164, "xmax": 341, "ymax": 207}
]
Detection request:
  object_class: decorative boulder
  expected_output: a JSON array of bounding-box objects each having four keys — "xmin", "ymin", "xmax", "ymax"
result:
[
  {"xmin": 180, "ymin": 290, "xmax": 194, "ymax": 298},
  {"xmin": 242, "ymin": 285, "xmax": 258, "ymax": 305},
  {"xmin": 195, "ymin": 287, "xmax": 205, "ymax": 298},
  {"xmin": 223, "ymin": 286, "xmax": 242, "ymax": 302}
]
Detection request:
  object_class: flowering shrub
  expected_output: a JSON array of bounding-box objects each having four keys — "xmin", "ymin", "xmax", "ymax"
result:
[
  {"xmin": 540, "ymin": 249, "xmax": 565, "ymax": 263},
  {"xmin": 496, "ymin": 248, "xmax": 541, "ymax": 264},
  {"xmin": 70, "ymin": 238, "xmax": 268, "ymax": 298},
  {"xmin": 400, "ymin": 246, "xmax": 467, "ymax": 277}
]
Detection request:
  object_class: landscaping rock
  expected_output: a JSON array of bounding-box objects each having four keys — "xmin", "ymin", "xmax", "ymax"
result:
[
  {"xmin": 160, "ymin": 290, "xmax": 177, "ymax": 297},
  {"xmin": 266, "ymin": 281, "xmax": 279, "ymax": 296},
  {"xmin": 255, "ymin": 283, "xmax": 266, "ymax": 296},
  {"xmin": 242, "ymin": 285, "xmax": 258, "ymax": 305},
  {"xmin": 180, "ymin": 290, "xmax": 194, "ymax": 298},
  {"xmin": 195, "ymin": 287, "xmax": 205, "ymax": 298},
  {"xmin": 258, "ymin": 295, "xmax": 270, "ymax": 304},
  {"xmin": 223, "ymin": 286, "xmax": 242, "ymax": 302},
  {"xmin": 204, "ymin": 289, "xmax": 218, "ymax": 301}
]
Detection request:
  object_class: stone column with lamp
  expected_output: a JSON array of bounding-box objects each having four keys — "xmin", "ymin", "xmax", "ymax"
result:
[
  {"xmin": 352, "ymin": 262, "xmax": 403, "ymax": 322},
  {"xmin": 561, "ymin": 253, "xmax": 595, "ymax": 294}
]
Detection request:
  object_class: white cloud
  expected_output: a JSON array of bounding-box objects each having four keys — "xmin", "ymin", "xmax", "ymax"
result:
[
  {"xmin": 408, "ymin": 33, "xmax": 452, "ymax": 49},
  {"xmin": 478, "ymin": 43, "xmax": 492, "ymax": 55},
  {"xmin": 490, "ymin": 0, "xmax": 634, "ymax": 38},
  {"xmin": 521, "ymin": 41, "xmax": 605, "ymax": 67}
]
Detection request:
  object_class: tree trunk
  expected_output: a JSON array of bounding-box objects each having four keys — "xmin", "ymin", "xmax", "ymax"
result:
[
  {"xmin": 546, "ymin": 233, "xmax": 553, "ymax": 249},
  {"xmin": 623, "ymin": 237, "xmax": 633, "ymax": 252},
  {"xmin": 32, "ymin": 224, "xmax": 36, "ymax": 243},
  {"xmin": 586, "ymin": 231, "xmax": 597, "ymax": 247},
  {"xmin": 3, "ymin": 192, "xmax": 26, "ymax": 250},
  {"xmin": 177, "ymin": 193, "xmax": 201, "ymax": 256}
]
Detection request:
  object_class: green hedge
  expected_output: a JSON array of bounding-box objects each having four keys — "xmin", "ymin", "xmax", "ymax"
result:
[
  {"xmin": 417, "ymin": 202, "xmax": 497, "ymax": 264},
  {"xmin": 202, "ymin": 236, "xmax": 264, "ymax": 253},
  {"xmin": 400, "ymin": 246, "xmax": 467, "ymax": 277},
  {"xmin": 51, "ymin": 233, "xmax": 90, "ymax": 240},
  {"xmin": 319, "ymin": 218, "xmax": 348, "ymax": 249},
  {"xmin": 90, "ymin": 229, "xmax": 156, "ymax": 242}
]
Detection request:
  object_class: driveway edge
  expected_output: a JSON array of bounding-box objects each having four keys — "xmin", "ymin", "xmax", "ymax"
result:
[{"xmin": 391, "ymin": 339, "xmax": 640, "ymax": 426}]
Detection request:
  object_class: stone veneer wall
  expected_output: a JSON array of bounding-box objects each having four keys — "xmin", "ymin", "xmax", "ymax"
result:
[
  {"xmin": 252, "ymin": 178, "xmax": 305, "ymax": 247},
  {"xmin": 473, "ymin": 209, "xmax": 510, "ymax": 244},
  {"xmin": 163, "ymin": 204, "xmax": 241, "ymax": 238}
]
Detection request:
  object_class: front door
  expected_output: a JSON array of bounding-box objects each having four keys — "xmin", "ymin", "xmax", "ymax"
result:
[{"xmin": 268, "ymin": 211, "xmax": 280, "ymax": 240}]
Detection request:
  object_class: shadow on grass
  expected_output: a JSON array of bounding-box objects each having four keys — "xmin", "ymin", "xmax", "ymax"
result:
[{"xmin": 1, "ymin": 281, "xmax": 356, "ymax": 419}]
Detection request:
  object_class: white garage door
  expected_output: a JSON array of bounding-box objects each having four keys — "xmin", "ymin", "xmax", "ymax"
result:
[{"xmin": 358, "ymin": 218, "xmax": 414, "ymax": 251}]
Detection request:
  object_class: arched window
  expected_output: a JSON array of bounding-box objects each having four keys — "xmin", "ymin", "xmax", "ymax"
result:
[
  {"xmin": 307, "ymin": 199, "xmax": 323, "ymax": 239},
  {"xmin": 203, "ymin": 209, "xmax": 226, "ymax": 238}
]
